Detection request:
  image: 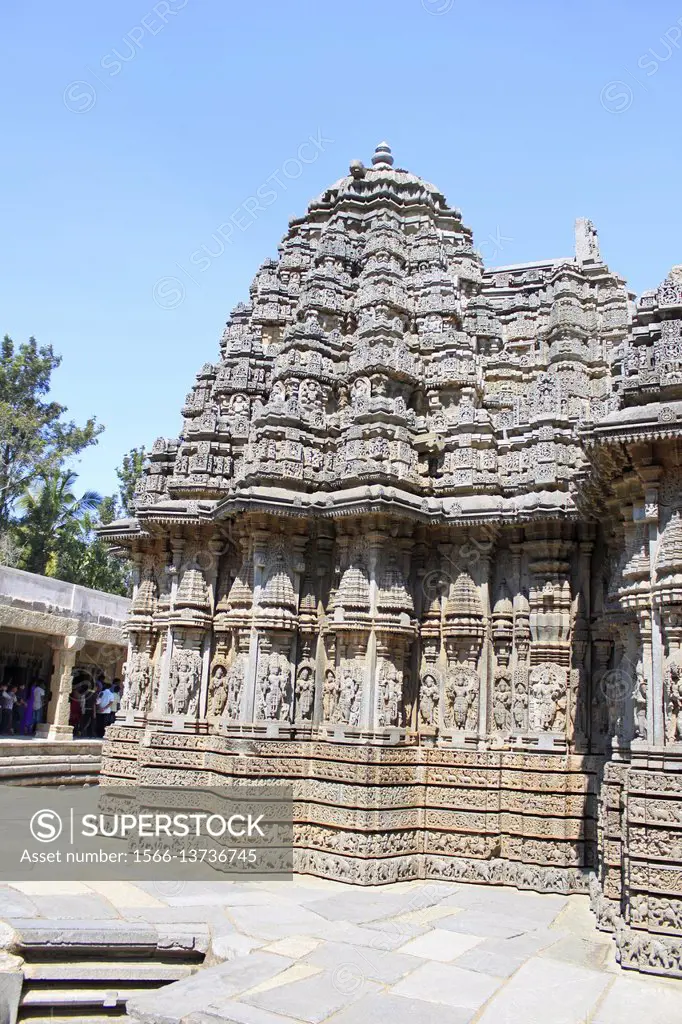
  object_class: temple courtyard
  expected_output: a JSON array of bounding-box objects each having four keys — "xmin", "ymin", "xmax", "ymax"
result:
[{"xmin": 1, "ymin": 876, "xmax": 681, "ymax": 1024}]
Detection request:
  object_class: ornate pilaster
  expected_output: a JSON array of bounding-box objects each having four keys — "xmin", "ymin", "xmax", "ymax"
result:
[{"xmin": 38, "ymin": 636, "xmax": 86, "ymax": 740}]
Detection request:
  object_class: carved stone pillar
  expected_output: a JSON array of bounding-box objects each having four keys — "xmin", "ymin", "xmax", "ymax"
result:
[{"xmin": 38, "ymin": 636, "xmax": 86, "ymax": 740}]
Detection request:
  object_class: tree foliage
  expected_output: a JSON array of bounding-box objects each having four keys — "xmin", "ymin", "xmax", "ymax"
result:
[
  {"xmin": 0, "ymin": 335, "xmax": 102, "ymax": 526},
  {"xmin": 15, "ymin": 470, "xmax": 101, "ymax": 576},
  {"xmin": 0, "ymin": 333, "xmax": 147, "ymax": 595}
]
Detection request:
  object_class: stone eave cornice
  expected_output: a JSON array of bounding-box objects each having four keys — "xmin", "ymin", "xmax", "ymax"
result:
[
  {"xmin": 582, "ymin": 399, "xmax": 682, "ymax": 448},
  {"xmin": 97, "ymin": 519, "xmax": 145, "ymax": 543},
  {"xmin": 211, "ymin": 485, "xmax": 578, "ymax": 527}
]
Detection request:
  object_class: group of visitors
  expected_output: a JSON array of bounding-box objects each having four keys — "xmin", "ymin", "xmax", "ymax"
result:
[
  {"xmin": 69, "ymin": 677, "xmax": 121, "ymax": 738},
  {"xmin": 0, "ymin": 680, "xmax": 46, "ymax": 735}
]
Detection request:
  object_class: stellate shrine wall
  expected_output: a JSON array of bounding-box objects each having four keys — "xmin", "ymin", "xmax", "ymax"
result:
[{"xmin": 99, "ymin": 146, "xmax": 682, "ymax": 977}]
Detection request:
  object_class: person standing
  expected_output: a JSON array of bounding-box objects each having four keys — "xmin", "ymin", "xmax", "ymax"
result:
[
  {"xmin": 13, "ymin": 686, "xmax": 26, "ymax": 735},
  {"xmin": 96, "ymin": 681, "xmax": 114, "ymax": 737},
  {"xmin": 1, "ymin": 686, "xmax": 17, "ymax": 734},
  {"xmin": 80, "ymin": 681, "xmax": 97, "ymax": 738},
  {"xmin": 109, "ymin": 680, "xmax": 121, "ymax": 725},
  {"xmin": 31, "ymin": 680, "xmax": 45, "ymax": 733}
]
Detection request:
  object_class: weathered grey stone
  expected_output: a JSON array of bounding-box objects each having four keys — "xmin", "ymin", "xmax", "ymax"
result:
[
  {"xmin": 539, "ymin": 933, "xmax": 612, "ymax": 970},
  {"xmin": 326, "ymin": 919, "xmax": 430, "ymax": 950},
  {"xmin": 310, "ymin": 889, "xmax": 451, "ymax": 925},
  {"xmin": 211, "ymin": 934, "xmax": 265, "ymax": 961},
  {"xmin": 473, "ymin": 929, "xmax": 562, "ymax": 959},
  {"xmin": 30, "ymin": 895, "xmax": 120, "ymax": 920},
  {"xmin": 128, "ymin": 953, "xmax": 292, "ymax": 1024},
  {"xmin": 0, "ymin": 888, "xmax": 38, "ymax": 920},
  {"xmin": 6, "ymin": 919, "xmax": 158, "ymax": 951},
  {"xmin": 398, "ymin": 928, "xmax": 483, "ymax": 962},
  {"xmin": 391, "ymin": 961, "xmax": 501, "ymax": 1010},
  {"xmin": 438, "ymin": 910, "xmax": 540, "ymax": 940},
  {"xmin": 226, "ymin": 904, "xmax": 329, "ymax": 941},
  {"xmin": 451, "ymin": 946, "xmax": 525, "ymax": 978},
  {"xmin": 186, "ymin": 1006, "xmax": 299, "ymax": 1024},
  {"xmin": 323, "ymin": 991, "xmax": 476, "ymax": 1024},
  {"xmin": 96, "ymin": 140, "xmax": 682, "ymax": 985},
  {"xmin": 474, "ymin": 958, "xmax": 611, "ymax": 1024},
  {"xmin": 304, "ymin": 939, "xmax": 419, "ymax": 983},
  {"xmin": 0, "ymin": 953, "xmax": 23, "ymax": 1024},
  {"xmin": 592, "ymin": 976, "xmax": 682, "ymax": 1024},
  {"xmin": 242, "ymin": 969, "xmax": 380, "ymax": 1024}
]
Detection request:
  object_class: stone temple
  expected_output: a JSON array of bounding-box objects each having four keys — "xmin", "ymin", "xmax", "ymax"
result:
[{"xmin": 101, "ymin": 143, "xmax": 682, "ymax": 979}]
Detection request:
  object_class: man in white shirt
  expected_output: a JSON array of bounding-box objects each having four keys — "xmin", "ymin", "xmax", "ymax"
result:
[
  {"xmin": 96, "ymin": 683, "xmax": 115, "ymax": 737},
  {"xmin": 32, "ymin": 682, "xmax": 45, "ymax": 732}
]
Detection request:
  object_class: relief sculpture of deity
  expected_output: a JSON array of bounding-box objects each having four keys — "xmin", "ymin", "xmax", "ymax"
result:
[
  {"xmin": 256, "ymin": 652, "xmax": 292, "ymax": 721},
  {"xmin": 528, "ymin": 664, "xmax": 566, "ymax": 733},
  {"xmin": 168, "ymin": 648, "xmax": 202, "ymax": 717},
  {"xmin": 209, "ymin": 662, "xmax": 228, "ymax": 717},
  {"xmin": 419, "ymin": 671, "xmax": 440, "ymax": 727},
  {"xmin": 122, "ymin": 651, "xmax": 152, "ymax": 712},
  {"xmin": 295, "ymin": 663, "xmax": 315, "ymax": 721},
  {"xmin": 665, "ymin": 659, "xmax": 682, "ymax": 743},
  {"xmin": 443, "ymin": 667, "xmax": 479, "ymax": 730},
  {"xmin": 377, "ymin": 663, "xmax": 402, "ymax": 728}
]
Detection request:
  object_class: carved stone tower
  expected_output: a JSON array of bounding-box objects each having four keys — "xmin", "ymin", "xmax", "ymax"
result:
[{"xmin": 101, "ymin": 144, "xmax": 682, "ymax": 980}]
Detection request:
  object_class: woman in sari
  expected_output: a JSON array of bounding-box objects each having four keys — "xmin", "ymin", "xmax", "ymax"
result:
[{"xmin": 20, "ymin": 684, "xmax": 35, "ymax": 735}]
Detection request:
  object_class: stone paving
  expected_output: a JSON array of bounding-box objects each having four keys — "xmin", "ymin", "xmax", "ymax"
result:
[{"xmin": 1, "ymin": 877, "xmax": 681, "ymax": 1023}]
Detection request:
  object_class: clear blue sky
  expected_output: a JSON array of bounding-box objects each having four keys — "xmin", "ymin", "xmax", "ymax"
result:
[{"xmin": 2, "ymin": 0, "xmax": 682, "ymax": 498}]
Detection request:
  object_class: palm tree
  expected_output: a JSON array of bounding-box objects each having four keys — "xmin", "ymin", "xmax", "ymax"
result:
[{"xmin": 16, "ymin": 470, "xmax": 101, "ymax": 576}]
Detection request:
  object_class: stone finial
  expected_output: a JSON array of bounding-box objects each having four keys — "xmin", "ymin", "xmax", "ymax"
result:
[
  {"xmin": 575, "ymin": 217, "xmax": 601, "ymax": 264},
  {"xmin": 372, "ymin": 141, "xmax": 394, "ymax": 167}
]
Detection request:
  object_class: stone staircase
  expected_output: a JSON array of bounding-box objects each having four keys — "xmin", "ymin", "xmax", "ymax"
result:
[
  {"xmin": 4, "ymin": 919, "xmax": 206, "ymax": 1024},
  {"xmin": 0, "ymin": 741, "xmax": 102, "ymax": 787}
]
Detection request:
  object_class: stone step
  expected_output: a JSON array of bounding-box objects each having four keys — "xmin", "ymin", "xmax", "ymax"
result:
[
  {"xmin": 19, "ymin": 1016, "xmax": 129, "ymax": 1024},
  {"xmin": 23, "ymin": 962, "xmax": 196, "ymax": 983},
  {"xmin": 21, "ymin": 985, "xmax": 157, "ymax": 1007}
]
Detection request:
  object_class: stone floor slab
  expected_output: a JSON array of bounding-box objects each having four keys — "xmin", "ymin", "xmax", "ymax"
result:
[
  {"xmin": 391, "ymin": 961, "xmax": 501, "ymax": 1010},
  {"xmin": 592, "ymin": 975, "xmax": 682, "ymax": 1024},
  {"xmin": 438, "ymin": 909, "xmax": 541, "ymax": 939},
  {"xmin": 309, "ymin": 888, "xmax": 448, "ymax": 925},
  {"xmin": 441, "ymin": 887, "xmax": 567, "ymax": 925},
  {"xmin": 212, "ymin": 934, "xmax": 266, "ymax": 960},
  {"xmin": 228, "ymin": 905, "xmax": 329, "ymax": 941},
  {"xmin": 242, "ymin": 969, "xmax": 380, "ymax": 1024},
  {"xmin": 9, "ymin": 881, "xmax": 91, "ymax": 896},
  {"xmin": 323, "ymin": 919, "xmax": 428, "ymax": 950},
  {"xmin": 262, "ymin": 936, "xmax": 320, "ymax": 958},
  {"xmin": 325, "ymin": 990, "xmax": 475, "ymax": 1024},
  {"xmin": 452, "ymin": 947, "xmax": 525, "ymax": 978},
  {"xmin": 538, "ymin": 933, "xmax": 613, "ymax": 970},
  {"xmin": 187, "ymin": 1005, "xmax": 295, "ymax": 1024},
  {"xmin": 475, "ymin": 957, "xmax": 612, "ymax": 1024},
  {"xmin": 304, "ymin": 939, "xmax": 419, "ymax": 983},
  {"xmin": 481, "ymin": 928, "xmax": 563, "ymax": 958},
  {"xmin": 29, "ymin": 894, "xmax": 120, "ymax": 920},
  {"xmin": 88, "ymin": 881, "xmax": 165, "ymax": 908},
  {"xmin": 128, "ymin": 953, "xmax": 293, "ymax": 1024},
  {"xmin": 398, "ymin": 928, "xmax": 483, "ymax": 962}
]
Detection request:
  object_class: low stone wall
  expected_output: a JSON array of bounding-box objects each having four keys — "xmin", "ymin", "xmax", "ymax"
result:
[
  {"xmin": 0, "ymin": 567, "xmax": 128, "ymax": 644},
  {"xmin": 0, "ymin": 740, "xmax": 101, "ymax": 787},
  {"xmin": 102, "ymin": 726, "xmax": 598, "ymax": 891}
]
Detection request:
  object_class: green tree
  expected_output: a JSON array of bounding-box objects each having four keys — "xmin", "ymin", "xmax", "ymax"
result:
[
  {"xmin": 54, "ymin": 502, "xmax": 130, "ymax": 596},
  {"xmin": 15, "ymin": 470, "xmax": 101, "ymax": 576},
  {"xmin": 0, "ymin": 335, "xmax": 102, "ymax": 526},
  {"xmin": 116, "ymin": 446, "xmax": 147, "ymax": 515}
]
